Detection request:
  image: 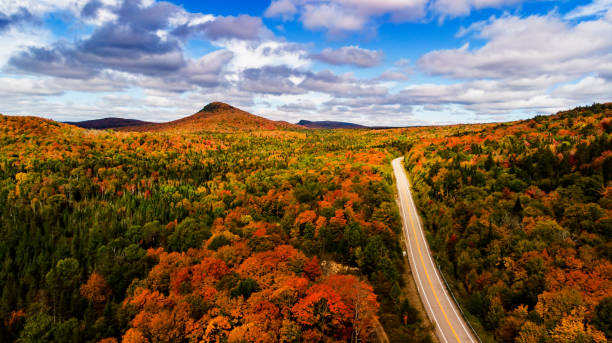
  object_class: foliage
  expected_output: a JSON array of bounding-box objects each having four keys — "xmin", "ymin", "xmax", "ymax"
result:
[
  {"xmin": 3, "ymin": 102, "xmax": 609, "ymax": 342},
  {"xmin": 0, "ymin": 114, "xmax": 414, "ymax": 342},
  {"xmin": 405, "ymin": 103, "xmax": 612, "ymax": 342}
]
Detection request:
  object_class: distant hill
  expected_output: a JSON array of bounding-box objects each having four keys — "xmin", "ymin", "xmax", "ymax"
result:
[
  {"xmin": 121, "ymin": 102, "xmax": 301, "ymax": 132},
  {"xmin": 297, "ymin": 119, "xmax": 367, "ymax": 129},
  {"xmin": 66, "ymin": 118, "xmax": 153, "ymax": 130}
]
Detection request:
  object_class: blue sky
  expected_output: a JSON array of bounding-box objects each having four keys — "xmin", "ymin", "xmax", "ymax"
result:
[{"xmin": 0, "ymin": 0, "xmax": 611, "ymax": 126}]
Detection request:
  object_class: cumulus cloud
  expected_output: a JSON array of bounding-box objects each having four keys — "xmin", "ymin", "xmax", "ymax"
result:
[
  {"xmin": 376, "ymin": 70, "xmax": 409, "ymax": 81},
  {"xmin": 312, "ymin": 46, "xmax": 383, "ymax": 67},
  {"xmin": 7, "ymin": 0, "xmax": 275, "ymax": 81},
  {"xmin": 2, "ymin": 0, "xmax": 322, "ymax": 120},
  {"xmin": 430, "ymin": 0, "xmax": 524, "ymax": 20},
  {"xmin": 0, "ymin": 24, "xmax": 50, "ymax": 67},
  {"xmin": 277, "ymin": 100, "xmax": 318, "ymax": 113},
  {"xmin": 202, "ymin": 15, "xmax": 268, "ymax": 40},
  {"xmin": 8, "ymin": 0, "xmax": 187, "ymax": 78},
  {"xmin": 265, "ymin": 0, "xmax": 428, "ymax": 34},
  {"xmin": 565, "ymin": 0, "xmax": 612, "ymax": 20},
  {"xmin": 0, "ymin": 77, "xmax": 63, "ymax": 96},
  {"xmin": 418, "ymin": 12, "xmax": 612, "ymax": 83},
  {"xmin": 552, "ymin": 76, "xmax": 612, "ymax": 102},
  {"xmin": 238, "ymin": 66, "xmax": 393, "ymax": 98},
  {"xmin": 299, "ymin": 70, "xmax": 389, "ymax": 97},
  {"xmin": 0, "ymin": 0, "xmax": 87, "ymax": 17},
  {"xmin": 403, "ymin": 11, "xmax": 612, "ymax": 117},
  {"xmin": 219, "ymin": 40, "xmax": 310, "ymax": 75},
  {"xmin": 264, "ymin": 0, "xmax": 531, "ymax": 34},
  {"xmin": 301, "ymin": 3, "xmax": 368, "ymax": 33},
  {"xmin": 173, "ymin": 14, "xmax": 270, "ymax": 41},
  {"xmin": 395, "ymin": 80, "xmax": 561, "ymax": 111},
  {"xmin": 239, "ymin": 66, "xmax": 306, "ymax": 95},
  {"xmin": 8, "ymin": 45, "xmax": 97, "ymax": 79},
  {"xmin": 181, "ymin": 50, "xmax": 234, "ymax": 87},
  {"xmin": 0, "ymin": 0, "xmax": 122, "ymax": 26},
  {"xmin": 80, "ymin": 0, "xmax": 104, "ymax": 18},
  {"xmin": 264, "ymin": 0, "xmax": 298, "ymax": 20},
  {"xmin": 0, "ymin": 7, "xmax": 36, "ymax": 32}
]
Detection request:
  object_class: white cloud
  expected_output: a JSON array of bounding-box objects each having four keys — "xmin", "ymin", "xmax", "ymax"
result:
[
  {"xmin": 431, "ymin": 0, "xmax": 524, "ymax": 19},
  {"xmin": 552, "ymin": 76, "xmax": 612, "ymax": 102},
  {"xmin": 0, "ymin": 0, "xmax": 86, "ymax": 16},
  {"xmin": 265, "ymin": 0, "xmax": 428, "ymax": 34},
  {"xmin": 219, "ymin": 40, "xmax": 310, "ymax": 76},
  {"xmin": 265, "ymin": 0, "xmax": 298, "ymax": 20},
  {"xmin": 52, "ymin": 73, "xmax": 131, "ymax": 92},
  {"xmin": 418, "ymin": 12, "xmax": 612, "ymax": 82},
  {"xmin": 301, "ymin": 3, "xmax": 367, "ymax": 32},
  {"xmin": 0, "ymin": 0, "xmax": 121, "ymax": 25},
  {"xmin": 168, "ymin": 11, "xmax": 215, "ymax": 27},
  {"xmin": 377, "ymin": 70, "xmax": 409, "ymax": 81},
  {"xmin": 181, "ymin": 50, "xmax": 233, "ymax": 86},
  {"xmin": 0, "ymin": 77, "xmax": 62, "ymax": 96},
  {"xmin": 299, "ymin": 70, "xmax": 389, "ymax": 97},
  {"xmin": 0, "ymin": 25, "xmax": 50, "ymax": 67},
  {"xmin": 264, "ymin": 0, "xmax": 531, "ymax": 34},
  {"xmin": 312, "ymin": 46, "xmax": 384, "ymax": 67},
  {"xmin": 397, "ymin": 80, "xmax": 568, "ymax": 113},
  {"xmin": 565, "ymin": 0, "xmax": 612, "ymax": 20},
  {"xmin": 407, "ymin": 11, "xmax": 612, "ymax": 117}
]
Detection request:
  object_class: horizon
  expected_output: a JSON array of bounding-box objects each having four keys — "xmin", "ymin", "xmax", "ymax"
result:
[
  {"xmin": 56, "ymin": 100, "xmax": 607, "ymax": 128},
  {"xmin": 1, "ymin": 0, "xmax": 611, "ymax": 126}
]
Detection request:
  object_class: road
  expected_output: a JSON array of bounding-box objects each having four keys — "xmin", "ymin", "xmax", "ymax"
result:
[{"xmin": 392, "ymin": 157, "xmax": 477, "ymax": 343}]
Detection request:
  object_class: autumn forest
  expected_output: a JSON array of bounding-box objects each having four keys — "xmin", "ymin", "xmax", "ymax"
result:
[{"xmin": 0, "ymin": 102, "xmax": 610, "ymax": 343}]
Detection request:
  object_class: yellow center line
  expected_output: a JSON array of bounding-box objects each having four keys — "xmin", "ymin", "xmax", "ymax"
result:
[{"xmin": 402, "ymin": 171, "xmax": 462, "ymax": 343}]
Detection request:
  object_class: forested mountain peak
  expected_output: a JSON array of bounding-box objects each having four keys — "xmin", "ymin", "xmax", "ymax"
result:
[
  {"xmin": 120, "ymin": 102, "xmax": 302, "ymax": 133},
  {"xmin": 199, "ymin": 101, "xmax": 237, "ymax": 113},
  {"xmin": 65, "ymin": 118, "xmax": 153, "ymax": 130}
]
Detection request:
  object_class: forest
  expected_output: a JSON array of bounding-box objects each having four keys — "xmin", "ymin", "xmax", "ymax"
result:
[
  {"xmin": 0, "ymin": 115, "xmax": 424, "ymax": 342},
  {"xmin": 0, "ymin": 103, "xmax": 610, "ymax": 343},
  {"xmin": 406, "ymin": 103, "xmax": 612, "ymax": 343}
]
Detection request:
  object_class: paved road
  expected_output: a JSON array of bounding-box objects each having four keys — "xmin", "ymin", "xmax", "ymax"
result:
[{"xmin": 392, "ymin": 157, "xmax": 477, "ymax": 343}]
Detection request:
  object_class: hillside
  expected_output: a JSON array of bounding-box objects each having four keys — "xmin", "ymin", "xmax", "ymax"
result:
[
  {"xmin": 66, "ymin": 117, "xmax": 153, "ymax": 130},
  {"xmin": 0, "ymin": 103, "xmax": 610, "ymax": 343},
  {"xmin": 122, "ymin": 102, "xmax": 301, "ymax": 132},
  {"xmin": 405, "ymin": 103, "xmax": 612, "ymax": 342},
  {"xmin": 1, "ymin": 115, "xmax": 76, "ymax": 137},
  {"xmin": 297, "ymin": 119, "xmax": 367, "ymax": 129}
]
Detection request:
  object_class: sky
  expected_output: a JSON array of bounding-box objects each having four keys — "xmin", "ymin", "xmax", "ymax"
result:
[{"xmin": 0, "ymin": 0, "xmax": 611, "ymax": 126}]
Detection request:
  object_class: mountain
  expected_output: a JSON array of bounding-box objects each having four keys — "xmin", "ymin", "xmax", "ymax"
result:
[
  {"xmin": 297, "ymin": 119, "xmax": 367, "ymax": 129},
  {"xmin": 121, "ymin": 102, "xmax": 301, "ymax": 132},
  {"xmin": 65, "ymin": 117, "xmax": 153, "ymax": 130}
]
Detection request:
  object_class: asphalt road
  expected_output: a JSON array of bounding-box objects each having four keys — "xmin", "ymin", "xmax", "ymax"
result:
[{"xmin": 392, "ymin": 157, "xmax": 477, "ymax": 343}]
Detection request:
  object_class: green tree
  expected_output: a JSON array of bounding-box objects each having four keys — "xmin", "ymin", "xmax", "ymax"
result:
[
  {"xmin": 593, "ymin": 297, "xmax": 612, "ymax": 339},
  {"xmin": 45, "ymin": 258, "xmax": 80, "ymax": 319},
  {"xmin": 167, "ymin": 218, "xmax": 211, "ymax": 252},
  {"xmin": 18, "ymin": 312, "xmax": 54, "ymax": 343},
  {"xmin": 231, "ymin": 278, "xmax": 260, "ymax": 299}
]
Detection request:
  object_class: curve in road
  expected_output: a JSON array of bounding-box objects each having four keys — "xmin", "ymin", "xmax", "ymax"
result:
[{"xmin": 392, "ymin": 157, "xmax": 477, "ymax": 343}]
